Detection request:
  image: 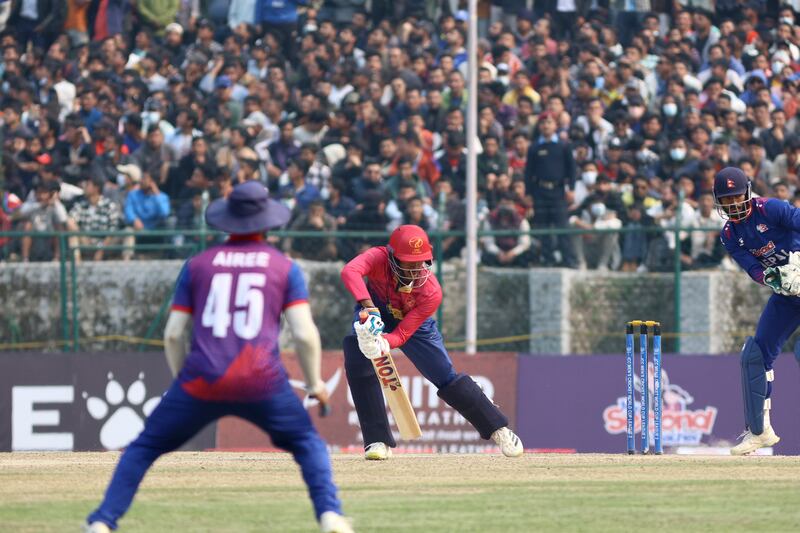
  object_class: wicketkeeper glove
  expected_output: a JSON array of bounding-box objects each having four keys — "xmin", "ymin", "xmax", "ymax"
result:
[{"xmin": 765, "ymin": 252, "xmax": 800, "ymax": 296}]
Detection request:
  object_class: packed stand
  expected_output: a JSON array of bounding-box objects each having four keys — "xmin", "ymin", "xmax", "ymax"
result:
[{"xmin": 0, "ymin": 1, "xmax": 797, "ymax": 271}]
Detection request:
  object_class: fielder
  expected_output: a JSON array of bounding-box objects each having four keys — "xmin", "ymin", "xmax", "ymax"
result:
[
  {"xmin": 86, "ymin": 182, "xmax": 352, "ymax": 533},
  {"xmin": 716, "ymin": 166, "xmax": 800, "ymax": 455},
  {"xmin": 341, "ymin": 224, "xmax": 523, "ymax": 460}
]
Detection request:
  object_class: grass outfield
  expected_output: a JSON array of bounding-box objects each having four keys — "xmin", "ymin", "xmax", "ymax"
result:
[{"xmin": 2, "ymin": 453, "xmax": 800, "ymax": 532}]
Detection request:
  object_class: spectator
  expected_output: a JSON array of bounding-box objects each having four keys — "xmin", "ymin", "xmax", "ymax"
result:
[
  {"xmin": 324, "ymin": 179, "xmax": 356, "ymax": 226},
  {"xmin": 0, "ymin": 181, "xmax": 22, "ymax": 259},
  {"xmin": 278, "ymin": 158, "xmax": 321, "ymax": 214},
  {"xmin": 269, "ymin": 120, "xmax": 302, "ymax": 175},
  {"xmin": 386, "ymin": 156, "xmax": 430, "ymax": 201},
  {"xmin": 477, "ymin": 133, "xmax": 507, "ymax": 194},
  {"xmin": 352, "ymin": 160, "xmax": 386, "ymax": 204},
  {"xmin": 525, "ymin": 111, "xmax": 576, "ymax": 268},
  {"xmin": 331, "ymin": 141, "xmax": 365, "ymax": 188},
  {"xmin": 137, "ymin": 0, "xmax": 180, "ymax": 34},
  {"xmin": 770, "ymin": 136, "xmax": 800, "ymax": 187},
  {"xmin": 386, "ymin": 181, "xmax": 437, "ymax": 231},
  {"xmin": 481, "ymin": 195, "xmax": 533, "ymax": 268},
  {"xmin": 15, "ymin": 180, "xmax": 67, "ymax": 262},
  {"xmin": 338, "ymin": 191, "xmax": 388, "ymax": 260},
  {"xmin": 569, "ymin": 175, "xmax": 624, "ymax": 271},
  {"xmin": 688, "ymin": 192, "xmax": 724, "ymax": 270},
  {"xmin": 53, "ymin": 117, "xmax": 94, "ymax": 185},
  {"xmin": 285, "ymin": 200, "xmax": 338, "ymax": 261},
  {"xmin": 298, "ymin": 142, "xmax": 332, "ymax": 200},
  {"xmin": 110, "ymin": 164, "xmax": 143, "ymax": 210},
  {"xmin": 133, "ymin": 126, "xmax": 175, "ymax": 187},
  {"xmin": 124, "ymin": 171, "xmax": 170, "ymax": 232},
  {"xmin": 9, "ymin": 0, "xmax": 65, "ymax": 51},
  {"xmin": 645, "ymin": 183, "xmax": 697, "ymax": 272},
  {"xmin": 437, "ymin": 132, "xmax": 467, "ymax": 196},
  {"xmin": 66, "ymin": 175, "xmax": 124, "ymax": 262},
  {"xmin": 255, "ymin": 0, "xmax": 304, "ymax": 58}
]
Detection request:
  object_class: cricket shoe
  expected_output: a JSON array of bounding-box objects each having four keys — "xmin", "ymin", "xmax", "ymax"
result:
[
  {"xmin": 84, "ymin": 522, "xmax": 111, "ymax": 533},
  {"xmin": 730, "ymin": 427, "xmax": 780, "ymax": 455},
  {"xmin": 364, "ymin": 442, "xmax": 392, "ymax": 460},
  {"xmin": 320, "ymin": 511, "xmax": 354, "ymax": 533},
  {"xmin": 491, "ymin": 427, "xmax": 524, "ymax": 457}
]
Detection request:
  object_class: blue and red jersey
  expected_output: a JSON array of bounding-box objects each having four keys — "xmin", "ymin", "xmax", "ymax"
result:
[
  {"xmin": 721, "ymin": 197, "xmax": 800, "ymax": 284},
  {"xmin": 171, "ymin": 237, "xmax": 308, "ymax": 401},
  {"xmin": 341, "ymin": 246, "xmax": 442, "ymax": 348}
]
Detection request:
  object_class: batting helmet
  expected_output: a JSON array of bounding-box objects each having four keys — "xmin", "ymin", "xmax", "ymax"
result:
[
  {"xmin": 388, "ymin": 225, "xmax": 433, "ymax": 262},
  {"xmin": 388, "ymin": 225, "xmax": 433, "ymax": 290}
]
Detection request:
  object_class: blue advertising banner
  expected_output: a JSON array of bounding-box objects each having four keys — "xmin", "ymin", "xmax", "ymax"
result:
[{"xmin": 516, "ymin": 354, "xmax": 800, "ymax": 455}]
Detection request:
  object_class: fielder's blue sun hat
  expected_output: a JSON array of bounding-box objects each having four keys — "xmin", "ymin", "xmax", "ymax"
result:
[{"xmin": 205, "ymin": 181, "xmax": 290, "ymax": 234}]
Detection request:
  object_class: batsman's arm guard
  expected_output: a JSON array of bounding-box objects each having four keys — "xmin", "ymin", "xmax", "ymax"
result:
[
  {"xmin": 740, "ymin": 337, "xmax": 771, "ymax": 435},
  {"xmin": 164, "ymin": 310, "xmax": 191, "ymax": 377},
  {"xmin": 285, "ymin": 303, "xmax": 324, "ymax": 395}
]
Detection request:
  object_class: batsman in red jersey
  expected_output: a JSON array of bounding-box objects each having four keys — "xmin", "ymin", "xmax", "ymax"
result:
[{"xmin": 341, "ymin": 224, "xmax": 523, "ymax": 460}]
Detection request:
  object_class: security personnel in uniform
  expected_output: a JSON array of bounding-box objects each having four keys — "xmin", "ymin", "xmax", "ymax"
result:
[{"xmin": 524, "ymin": 111, "xmax": 577, "ymax": 267}]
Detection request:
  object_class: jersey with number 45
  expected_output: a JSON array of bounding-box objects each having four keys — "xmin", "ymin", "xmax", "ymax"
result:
[
  {"xmin": 171, "ymin": 238, "xmax": 309, "ymax": 401},
  {"xmin": 721, "ymin": 197, "xmax": 800, "ymax": 285}
]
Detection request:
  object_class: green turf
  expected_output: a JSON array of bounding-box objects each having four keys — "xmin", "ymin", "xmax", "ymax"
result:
[{"xmin": 2, "ymin": 453, "xmax": 800, "ymax": 532}]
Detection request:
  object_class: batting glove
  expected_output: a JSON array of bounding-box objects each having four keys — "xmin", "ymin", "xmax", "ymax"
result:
[
  {"xmin": 361, "ymin": 307, "xmax": 384, "ymax": 335},
  {"xmin": 354, "ymin": 321, "xmax": 381, "ymax": 359}
]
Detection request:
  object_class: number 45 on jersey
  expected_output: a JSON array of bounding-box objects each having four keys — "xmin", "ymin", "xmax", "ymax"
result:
[{"xmin": 202, "ymin": 273, "xmax": 266, "ymax": 340}]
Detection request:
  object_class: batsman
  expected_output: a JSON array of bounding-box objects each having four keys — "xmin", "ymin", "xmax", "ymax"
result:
[
  {"xmin": 716, "ymin": 166, "xmax": 800, "ymax": 455},
  {"xmin": 341, "ymin": 224, "xmax": 523, "ymax": 460}
]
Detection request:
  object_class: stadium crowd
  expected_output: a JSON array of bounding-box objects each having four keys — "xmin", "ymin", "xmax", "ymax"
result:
[{"xmin": 0, "ymin": 0, "xmax": 798, "ymax": 271}]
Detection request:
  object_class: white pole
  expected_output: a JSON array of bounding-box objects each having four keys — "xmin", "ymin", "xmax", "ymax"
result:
[{"xmin": 465, "ymin": 0, "xmax": 478, "ymax": 355}]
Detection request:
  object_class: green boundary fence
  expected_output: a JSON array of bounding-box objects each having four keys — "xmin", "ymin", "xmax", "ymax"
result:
[{"xmin": 0, "ymin": 214, "xmax": 720, "ymax": 352}]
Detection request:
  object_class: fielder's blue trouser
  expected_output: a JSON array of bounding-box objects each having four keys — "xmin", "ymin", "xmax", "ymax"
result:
[
  {"xmin": 343, "ymin": 304, "xmax": 457, "ymax": 447},
  {"xmin": 754, "ymin": 293, "xmax": 800, "ymax": 371},
  {"xmin": 87, "ymin": 381, "xmax": 341, "ymax": 529}
]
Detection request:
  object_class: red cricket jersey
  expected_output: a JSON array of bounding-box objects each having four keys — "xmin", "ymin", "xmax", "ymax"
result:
[{"xmin": 341, "ymin": 246, "xmax": 443, "ymax": 349}]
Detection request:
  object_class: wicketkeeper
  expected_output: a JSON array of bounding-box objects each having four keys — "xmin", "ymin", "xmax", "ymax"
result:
[
  {"xmin": 716, "ymin": 167, "xmax": 800, "ymax": 455},
  {"xmin": 86, "ymin": 182, "xmax": 352, "ymax": 533},
  {"xmin": 341, "ymin": 224, "xmax": 523, "ymax": 460}
]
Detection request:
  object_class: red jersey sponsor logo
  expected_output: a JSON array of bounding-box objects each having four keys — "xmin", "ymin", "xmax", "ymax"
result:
[{"xmin": 750, "ymin": 241, "xmax": 776, "ymax": 257}]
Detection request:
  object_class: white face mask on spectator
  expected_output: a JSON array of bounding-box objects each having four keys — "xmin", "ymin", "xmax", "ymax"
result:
[
  {"xmin": 581, "ymin": 171, "xmax": 598, "ymax": 185},
  {"xmin": 628, "ymin": 105, "xmax": 644, "ymax": 120},
  {"xmin": 590, "ymin": 202, "xmax": 607, "ymax": 218},
  {"xmin": 144, "ymin": 111, "xmax": 160, "ymax": 126},
  {"xmin": 781, "ymin": 16, "xmax": 794, "ymax": 25},
  {"xmin": 670, "ymin": 148, "xmax": 686, "ymax": 161},
  {"xmin": 662, "ymin": 103, "xmax": 678, "ymax": 117},
  {"xmin": 772, "ymin": 61, "xmax": 786, "ymax": 77},
  {"xmin": 117, "ymin": 173, "xmax": 127, "ymax": 187}
]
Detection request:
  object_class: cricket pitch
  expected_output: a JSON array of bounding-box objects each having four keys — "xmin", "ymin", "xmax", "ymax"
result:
[{"xmin": 2, "ymin": 452, "xmax": 800, "ymax": 532}]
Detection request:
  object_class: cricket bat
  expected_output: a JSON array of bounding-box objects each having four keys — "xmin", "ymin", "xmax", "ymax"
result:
[{"xmin": 359, "ymin": 311, "xmax": 422, "ymax": 440}]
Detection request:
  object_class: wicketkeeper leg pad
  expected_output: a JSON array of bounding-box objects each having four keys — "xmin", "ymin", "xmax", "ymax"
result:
[
  {"xmin": 437, "ymin": 374, "xmax": 508, "ymax": 440},
  {"xmin": 343, "ymin": 335, "xmax": 396, "ymax": 448},
  {"xmin": 741, "ymin": 337, "xmax": 769, "ymax": 435}
]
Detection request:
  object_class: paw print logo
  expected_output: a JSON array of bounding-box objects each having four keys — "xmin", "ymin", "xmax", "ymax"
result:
[{"xmin": 83, "ymin": 373, "xmax": 162, "ymax": 450}]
